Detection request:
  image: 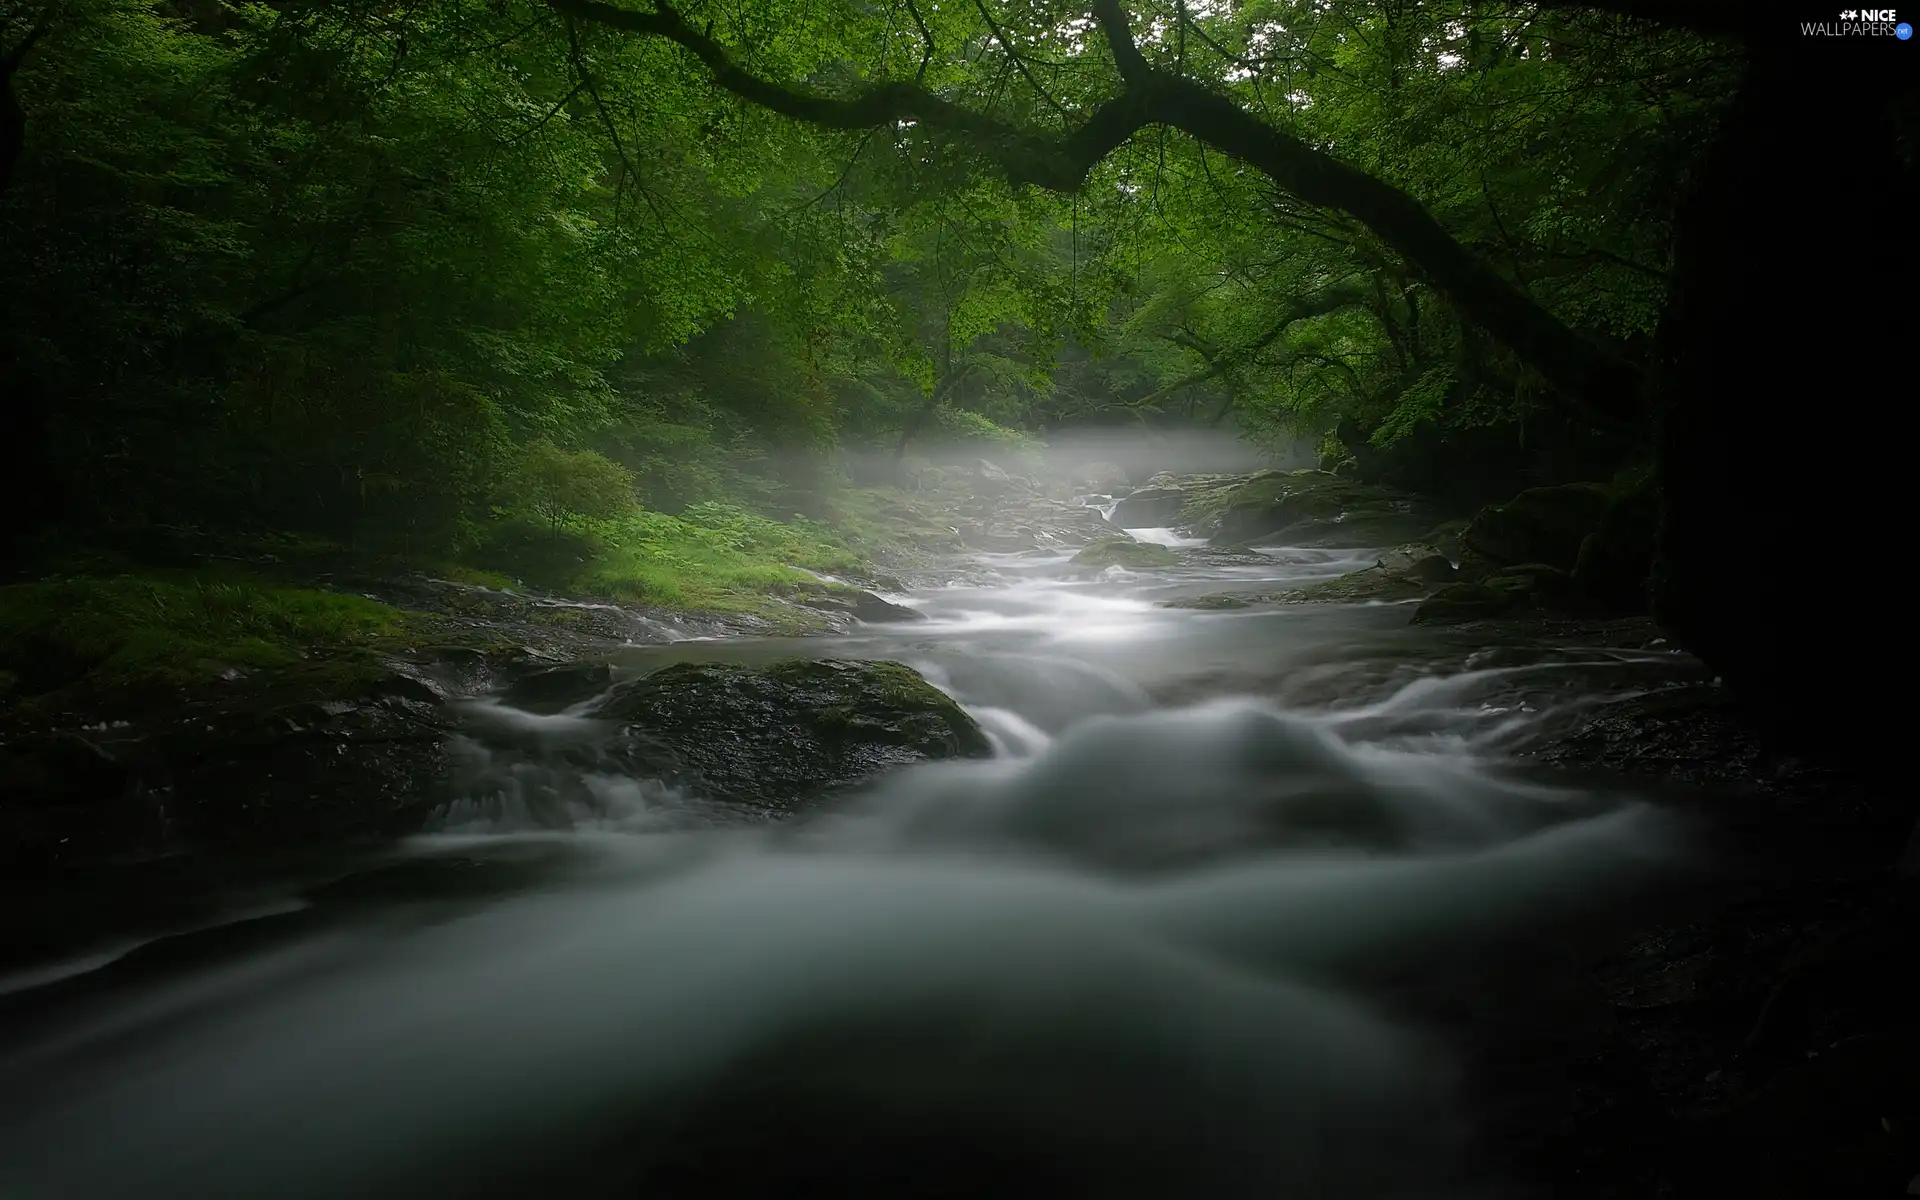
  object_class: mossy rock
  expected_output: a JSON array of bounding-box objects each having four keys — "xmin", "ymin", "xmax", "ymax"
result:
[
  {"xmin": 590, "ymin": 659, "xmax": 991, "ymax": 810},
  {"xmin": 498, "ymin": 661, "xmax": 614, "ymax": 713},
  {"xmin": 1461, "ymin": 482, "xmax": 1614, "ymax": 570},
  {"xmin": 1482, "ymin": 562, "xmax": 1581, "ymax": 606},
  {"xmin": 1070, "ymin": 538, "xmax": 1181, "ymax": 569},
  {"xmin": 1160, "ymin": 592, "xmax": 1255, "ymax": 610},
  {"xmin": 1411, "ymin": 582, "xmax": 1513, "ymax": 625},
  {"xmin": 1, "ymin": 660, "xmax": 457, "ymax": 870},
  {"xmin": 1107, "ymin": 487, "xmax": 1186, "ymax": 527},
  {"xmin": 1210, "ymin": 470, "xmax": 1444, "ymax": 547}
]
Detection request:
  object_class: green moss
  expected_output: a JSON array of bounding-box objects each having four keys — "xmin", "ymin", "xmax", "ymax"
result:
[
  {"xmin": 461, "ymin": 501, "xmax": 896, "ymax": 616},
  {"xmin": 1071, "ymin": 537, "xmax": 1181, "ymax": 569},
  {"xmin": 0, "ymin": 571, "xmax": 412, "ymax": 700}
]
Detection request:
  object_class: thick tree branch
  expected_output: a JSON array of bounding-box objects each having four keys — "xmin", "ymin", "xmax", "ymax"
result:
[
  {"xmin": 1145, "ymin": 75, "xmax": 1643, "ymax": 430},
  {"xmin": 549, "ymin": 0, "xmax": 1148, "ymax": 190},
  {"xmin": 1090, "ymin": 0, "xmax": 1150, "ymax": 86},
  {"xmin": 550, "ymin": 0, "xmax": 1645, "ymax": 432},
  {"xmin": 1140, "ymin": 283, "xmax": 1366, "ymax": 407}
]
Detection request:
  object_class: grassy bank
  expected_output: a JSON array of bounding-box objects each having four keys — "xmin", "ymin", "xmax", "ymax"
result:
[
  {"xmin": 0, "ymin": 571, "xmax": 416, "ymax": 708},
  {"xmin": 0, "ymin": 489, "xmax": 964, "ymax": 710}
]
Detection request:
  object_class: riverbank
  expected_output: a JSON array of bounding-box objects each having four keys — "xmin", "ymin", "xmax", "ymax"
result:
[{"xmin": 0, "ymin": 463, "xmax": 1913, "ymax": 1199}]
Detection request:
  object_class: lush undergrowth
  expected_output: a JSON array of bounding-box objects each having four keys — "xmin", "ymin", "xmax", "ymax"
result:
[
  {"xmin": 472, "ymin": 502, "xmax": 879, "ymax": 612},
  {"xmin": 0, "ymin": 572, "xmax": 413, "ymax": 704},
  {"xmin": 0, "ymin": 489, "xmax": 956, "ymax": 707}
]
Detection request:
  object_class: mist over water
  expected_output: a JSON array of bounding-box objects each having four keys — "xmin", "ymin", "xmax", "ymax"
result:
[{"xmin": 0, "ymin": 507, "xmax": 1703, "ymax": 1199}]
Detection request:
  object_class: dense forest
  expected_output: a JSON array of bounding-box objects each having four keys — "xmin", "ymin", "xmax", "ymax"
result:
[
  {"xmin": 2, "ymin": 2, "xmax": 1918, "ymax": 1198},
  {"xmin": 4, "ymin": 0, "xmax": 1911, "ymax": 748}
]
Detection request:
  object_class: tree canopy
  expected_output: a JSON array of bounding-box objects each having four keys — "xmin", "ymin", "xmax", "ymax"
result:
[{"xmin": 0, "ymin": 0, "xmax": 1740, "ymax": 558}]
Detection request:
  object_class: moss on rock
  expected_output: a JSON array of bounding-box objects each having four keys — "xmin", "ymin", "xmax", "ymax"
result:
[
  {"xmin": 1071, "ymin": 538, "xmax": 1181, "ymax": 569},
  {"xmin": 1461, "ymin": 483, "xmax": 1615, "ymax": 570},
  {"xmin": 590, "ymin": 658, "xmax": 991, "ymax": 810}
]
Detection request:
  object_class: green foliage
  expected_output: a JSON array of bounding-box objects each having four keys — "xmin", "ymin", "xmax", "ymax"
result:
[
  {"xmin": 0, "ymin": 573, "xmax": 408, "ymax": 696},
  {"xmin": 467, "ymin": 502, "xmax": 868, "ymax": 613},
  {"xmin": 0, "ymin": 0, "xmax": 1731, "ymax": 613},
  {"xmin": 507, "ymin": 441, "xmax": 637, "ymax": 531}
]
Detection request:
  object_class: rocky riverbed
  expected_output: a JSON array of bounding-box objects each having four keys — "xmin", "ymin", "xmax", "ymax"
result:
[{"xmin": 0, "ymin": 461, "xmax": 1913, "ymax": 1200}]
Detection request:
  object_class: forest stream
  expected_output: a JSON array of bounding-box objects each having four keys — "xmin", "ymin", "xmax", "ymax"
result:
[{"xmin": 0, "ymin": 515, "xmax": 1738, "ymax": 1200}]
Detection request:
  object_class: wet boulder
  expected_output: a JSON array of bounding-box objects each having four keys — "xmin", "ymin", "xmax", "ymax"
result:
[
  {"xmin": 1, "ymin": 664, "xmax": 457, "ymax": 870},
  {"xmin": 796, "ymin": 589, "xmax": 926, "ymax": 625},
  {"xmin": 498, "ymin": 661, "xmax": 614, "ymax": 713},
  {"xmin": 1411, "ymin": 582, "xmax": 1513, "ymax": 625},
  {"xmin": 960, "ymin": 459, "xmax": 1024, "ymax": 497},
  {"xmin": 1108, "ymin": 487, "xmax": 1187, "ymax": 528},
  {"xmin": 590, "ymin": 659, "xmax": 991, "ymax": 810},
  {"xmin": 1211, "ymin": 471, "xmax": 1444, "ymax": 548},
  {"xmin": 1376, "ymin": 543, "xmax": 1459, "ymax": 584},
  {"xmin": 1484, "ymin": 562, "xmax": 1581, "ymax": 604},
  {"xmin": 1462, "ymin": 483, "xmax": 1615, "ymax": 570},
  {"xmin": 1070, "ymin": 538, "xmax": 1182, "ymax": 570}
]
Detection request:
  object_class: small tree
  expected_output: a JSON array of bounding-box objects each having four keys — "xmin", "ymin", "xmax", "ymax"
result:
[{"xmin": 511, "ymin": 440, "xmax": 636, "ymax": 533}]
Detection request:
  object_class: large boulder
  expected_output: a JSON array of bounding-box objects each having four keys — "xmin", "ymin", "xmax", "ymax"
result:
[
  {"xmin": 498, "ymin": 662, "xmax": 614, "ymax": 713},
  {"xmin": 1, "ymin": 664, "xmax": 456, "ymax": 870},
  {"xmin": 589, "ymin": 659, "xmax": 991, "ymax": 809},
  {"xmin": 1108, "ymin": 487, "xmax": 1186, "ymax": 528},
  {"xmin": 1211, "ymin": 471, "xmax": 1444, "ymax": 548},
  {"xmin": 1461, "ymin": 483, "xmax": 1614, "ymax": 570},
  {"xmin": 1071, "ymin": 538, "xmax": 1182, "ymax": 570},
  {"xmin": 1409, "ymin": 564, "xmax": 1580, "ymax": 626},
  {"xmin": 795, "ymin": 588, "xmax": 925, "ymax": 625},
  {"xmin": 1411, "ymin": 582, "xmax": 1512, "ymax": 626}
]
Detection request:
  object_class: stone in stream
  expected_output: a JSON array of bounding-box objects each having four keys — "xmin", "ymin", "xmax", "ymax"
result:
[
  {"xmin": 497, "ymin": 661, "xmax": 614, "ymax": 713},
  {"xmin": 1209, "ymin": 470, "xmax": 1446, "ymax": 548},
  {"xmin": 1409, "ymin": 564, "xmax": 1581, "ymax": 626},
  {"xmin": 1411, "ymin": 582, "xmax": 1513, "ymax": 625},
  {"xmin": 1108, "ymin": 486, "xmax": 1187, "ymax": 528},
  {"xmin": 0, "ymin": 663, "xmax": 458, "ymax": 871},
  {"xmin": 590, "ymin": 659, "xmax": 991, "ymax": 810},
  {"xmin": 795, "ymin": 588, "xmax": 926, "ymax": 624},
  {"xmin": 1070, "ymin": 538, "xmax": 1181, "ymax": 569},
  {"xmin": 1461, "ymin": 482, "xmax": 1615, "ymax": 571}
]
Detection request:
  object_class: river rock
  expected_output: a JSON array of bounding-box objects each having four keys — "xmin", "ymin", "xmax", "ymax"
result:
[
  {"xmin": 796, "ymin": 589, "xmax": 926, "ymax": 624},
  {"xmin": 1376, "ymin": 543, "xmax": 1458, "ymax": 583},
  {"xmin": 589, "ymin": 659, "xmax": 991, "ymax": 809},
  {"xmin": 1211, "ymin": 471, "xmax": 1444, "ymax": 548},
  {"xmin": 498, "ymin": 662, "xmax": 614, "ymax": 713},
  {"xmin": 1070, "ymin": 538, "xmax": 1181, "ymax": 569},
  {"xmin": 1462, "ymin": 483, "xmax": 1614, "ymax": 570},
  {"xmin": 1411, "ymin": 582, "xmax": 1512, "ymax": 625},
  {"xmin": 1483, "ymin": 562, "xmax": 1582, "ymax": 607},
  {"xmin": 1108, "ymin": 487, "xmax": 1186, "ymax": 528},
  {"xmin": 0, "ymin": 664, "xmax": 457, "ymax": 870}
]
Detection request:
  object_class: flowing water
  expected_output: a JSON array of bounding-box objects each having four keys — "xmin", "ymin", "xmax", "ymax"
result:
[{"xmin": 0, "ymin": 523, "xmax": 1711, "ymax": 1199}]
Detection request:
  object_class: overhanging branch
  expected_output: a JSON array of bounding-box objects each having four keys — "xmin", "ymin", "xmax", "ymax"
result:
[
  {"xmin": 547, "ymin": 0, "xmax": 1149, "ymax": 190},
  {"xmin": 550, "ymin": 0, "xmax": 1646, "ymax": 431}
]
